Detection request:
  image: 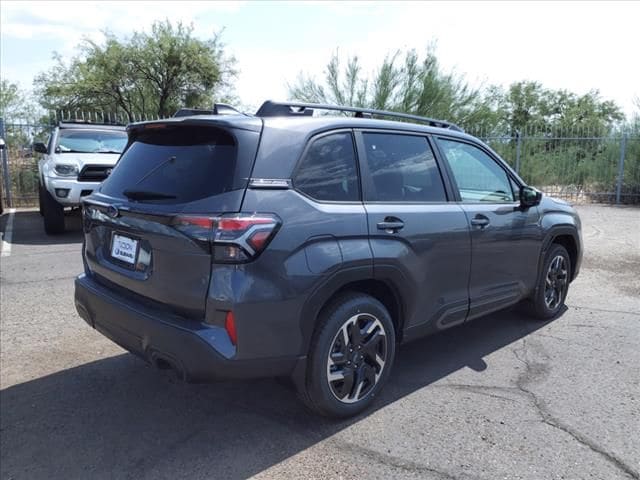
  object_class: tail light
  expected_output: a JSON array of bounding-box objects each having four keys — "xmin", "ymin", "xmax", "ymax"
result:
[{"xmin": 171, "ymin": 213, "xmax": 280, "ymax": 263}]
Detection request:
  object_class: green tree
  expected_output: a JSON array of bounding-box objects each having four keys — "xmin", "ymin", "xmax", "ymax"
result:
[
  {"xmin": 0, "ymin": 80, "xmax": 38, "ymax": 121},
  {"xmin": 498, "ymin": 81, "xmax": 624, "ymax": 134},
  {"xmin": 288, "ymin": 48, "xmax": 500, "ymax": 131},
  {"xmin": 34, "ymin": 21, "xmax": 236, "ymax": 121}
]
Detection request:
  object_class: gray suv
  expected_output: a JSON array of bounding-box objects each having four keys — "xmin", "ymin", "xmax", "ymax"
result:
[{"xmin": 74, "ymin": 101, "xmax": 582, "ymax": 417}]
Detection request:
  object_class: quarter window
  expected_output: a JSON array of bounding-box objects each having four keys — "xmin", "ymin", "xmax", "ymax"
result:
[
  {"xmin": 362, "ymin": 133, "xmax": 446, "ymax": 202},
  {"xmin": 294, "ymin": 132, "xmax": 359, "ymax": 202},
  {"xmin": 437, "ymin": 139, "xmax": 516, "ymax": 203}
]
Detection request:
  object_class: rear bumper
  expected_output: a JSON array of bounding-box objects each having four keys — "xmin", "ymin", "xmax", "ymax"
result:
[{"xmin": 74, "ymin": 274, "xmax": 302, "ymax": 381}]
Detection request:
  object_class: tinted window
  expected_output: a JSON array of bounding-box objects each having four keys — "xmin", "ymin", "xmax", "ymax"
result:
[
  {"xmin": 437, "ymin": 139, "xmax": 515, "ymax": 203},
  {"xmin": 57, "ymin": 129, "xmax": 127, "ymax": 154},
  {"xmin": 363, "ymin": 133, "xmax": 446, "ymax": 202},
  {"xmin": 100, "ymin": 126, "xmax": 237, "ymax": 204},
  {"xmin": 294, "ymin": 132, "xmax": 359, "ymax": 201}
]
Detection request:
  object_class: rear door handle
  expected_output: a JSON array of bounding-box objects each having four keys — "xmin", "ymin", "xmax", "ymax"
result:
[
  {"xmin": 377, "ymin": 218, "xmax": 404, "ymax": 232},
  {"xmin": 470, "ymin": 215, "xmax": 490, "ymax": 228}
]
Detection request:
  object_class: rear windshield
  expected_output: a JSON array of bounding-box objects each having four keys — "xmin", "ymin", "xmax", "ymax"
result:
[{"xmin": 100, "ymin": 126, "xmax": 237, "ymax": 203}]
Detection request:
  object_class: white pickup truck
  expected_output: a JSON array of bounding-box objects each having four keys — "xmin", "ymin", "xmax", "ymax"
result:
[{"xmin": 35, "ymin": 122, "xmax": 127, "ymax": 234}]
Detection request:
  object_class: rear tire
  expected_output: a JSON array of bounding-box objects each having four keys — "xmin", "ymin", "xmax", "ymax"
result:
[
  {"xmin": 523, "ymin": 244, "xmax": 571, "ymax": 320},
  {"xmin": 42, "ymin": 187, "xmax": 65, "ymax": 234},
  {"xmin": 298, "ymin": 293, "xmax": 396, "ymax": 418}
]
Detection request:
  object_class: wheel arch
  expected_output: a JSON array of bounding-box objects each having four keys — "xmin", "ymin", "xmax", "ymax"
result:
[
  {"xmin": 542, "ymin": 226, "xmax": 580, "ymax": 282},
  {"xmin": 300, "ymin": 270, "xmax": 407, "ymax": 353}
]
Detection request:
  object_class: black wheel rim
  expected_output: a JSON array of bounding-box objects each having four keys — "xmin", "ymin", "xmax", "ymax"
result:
[
  {"xmin": 326, "ymin": 313, "xmax": 387, "ymax": 404},
  {"xmin": 544, "ymin": 255, "xmax": 568, "ymax": 310}
]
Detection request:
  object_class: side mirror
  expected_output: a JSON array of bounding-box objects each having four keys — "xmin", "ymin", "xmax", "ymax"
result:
[
  {"xmin": 520, "ymin": 185, "xmax": 542, "ymax": 208},
  {"xmin": 33, "ymin": 142, "xmax": 48, "ymax": 154}
]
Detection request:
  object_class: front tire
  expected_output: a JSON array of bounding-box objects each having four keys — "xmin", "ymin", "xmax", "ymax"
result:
[
  {"xmin": 299, "ymin": 293, "xmax": 396, "ymax": 418},
  {"xmin": 42, "ymin": 187, "xmax": 65, "ymax": 234},
  {"xmin": 525, "ymin": 244, "xmax": 571, "ymax": 320},
  {"xmin": 38, "ymin": 183, "xmax": 44, "ymax": 216}
]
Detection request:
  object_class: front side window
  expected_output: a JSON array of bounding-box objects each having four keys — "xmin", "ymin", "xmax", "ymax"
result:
[
  {"xmin": 57, "ymin": 129, "xmax": 128, "ymax": 154},
  {"xmin": 437, "ymin": 139, "xmax": 515, "ymax": 203},
  {"xmin": 294, "ymin": 132, "xmax": 359, "ymax": 202},
  {"xmin": 362, "ymin": 133, "xmax": 446, "ymax": 202}
]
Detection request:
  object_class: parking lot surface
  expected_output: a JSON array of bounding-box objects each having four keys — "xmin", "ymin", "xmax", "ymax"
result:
[{"xmin": 1, "ymin": 205, "xmax": 639, "ymax": 480}]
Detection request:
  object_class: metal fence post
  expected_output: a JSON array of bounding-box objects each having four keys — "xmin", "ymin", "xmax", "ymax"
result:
[
  {"xmin": 615, "ymin": 134, "xmax": 628, "ymax": 204},
  {"xmin": 0, "ymin": 117, "xmax": 14, "ymax": 208},
  {"xmin": 515, "ymin": 130, "xmax": 522, "ymax": 174}
]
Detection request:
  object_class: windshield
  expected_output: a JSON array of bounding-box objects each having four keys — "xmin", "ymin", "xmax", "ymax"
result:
[{"xmin": 57, "ymin": 129, "xmax": 128, "ymax": 154}]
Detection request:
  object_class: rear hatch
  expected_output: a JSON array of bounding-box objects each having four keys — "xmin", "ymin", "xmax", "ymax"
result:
[{"xmin": 82, "ymin": 118, "xmax": 262, "ymax": 318}]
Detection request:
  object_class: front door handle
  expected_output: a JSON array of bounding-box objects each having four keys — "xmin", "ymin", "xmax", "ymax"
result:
[
  {"xmin": 470, "ymin": 215, "xmax": 490, "ymax": 228},
  {"xmin": 377, "ymin": 217, "xmax": 405, "ymax": 233}
]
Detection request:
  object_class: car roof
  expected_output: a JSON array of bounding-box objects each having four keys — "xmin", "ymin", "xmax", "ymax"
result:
[
  {"xmin": 262, "ymin": 115, "xmax": 474, "ymax": 139},
  {"xmin": 58, "ymin": 122, "xmax": 126, "ymax": 131},
  {"xmin": 128, "ymin": 113, "xmax": 475, "ymax": 141}
]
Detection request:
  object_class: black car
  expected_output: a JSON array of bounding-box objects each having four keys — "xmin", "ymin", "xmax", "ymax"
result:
[{"xmin": 75, "ymin": 101, "xmax": 582, "ymax": 417}]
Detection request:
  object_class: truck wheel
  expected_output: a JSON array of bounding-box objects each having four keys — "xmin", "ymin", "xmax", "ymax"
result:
[
  {"xmin": 298, "ymin": 293, "xmax": 396, "ymax": 418},
  {"xmin": 38, "ymin": 183, "xmax": 44, "ymax": 216},
  {"xmin": 42, "ymin": 187, "xmax": 65, "ymax": 234}
]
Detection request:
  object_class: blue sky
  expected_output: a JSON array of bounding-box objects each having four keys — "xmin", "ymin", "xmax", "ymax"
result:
[{"xmin": 1, "ymin": 1, "xmax": 639, "ymax": 116}]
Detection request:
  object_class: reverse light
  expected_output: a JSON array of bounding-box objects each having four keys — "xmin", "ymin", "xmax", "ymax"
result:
[{"xmin": 225, "ymin": 311, "xmax": 238, "ymax": 345}]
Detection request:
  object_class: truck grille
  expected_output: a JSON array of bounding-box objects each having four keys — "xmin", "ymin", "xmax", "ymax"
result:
[{"xmin": 78, "ymin": 165, "xmax": 113, "ymax": 182}]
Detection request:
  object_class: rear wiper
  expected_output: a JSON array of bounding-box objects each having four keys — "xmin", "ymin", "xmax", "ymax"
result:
[{"xmin": 123, "ymin": 189, "xmax": 177, "ymax": 201}]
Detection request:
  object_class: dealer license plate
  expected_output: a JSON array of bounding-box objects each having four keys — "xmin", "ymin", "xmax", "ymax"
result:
[{"xmin": 111, "ymin": 234, "xmax": 138, "ymax": 265}]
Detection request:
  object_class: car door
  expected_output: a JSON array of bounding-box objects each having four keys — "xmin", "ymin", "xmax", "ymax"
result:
[
  {"xmin": 356, "ymin": 130, "xmax": 471, "ymax": 338},
  {"xmin": 435, "ymin": 137, "xmax": 542, "ymax": 320}
]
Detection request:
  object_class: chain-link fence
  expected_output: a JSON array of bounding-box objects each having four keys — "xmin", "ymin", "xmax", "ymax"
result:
[{"xmin": 1, "ymin": 118, "xmax": 639, "ymax": 208}]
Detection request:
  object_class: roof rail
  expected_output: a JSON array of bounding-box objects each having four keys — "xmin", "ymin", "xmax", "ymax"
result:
[
  {"xmin": 173, "ymin": 103, "xmax": 245, "ymax": 118},
  {"xmin": 255, "ymin": 100, "xmax": 463, "ymax": 131}
]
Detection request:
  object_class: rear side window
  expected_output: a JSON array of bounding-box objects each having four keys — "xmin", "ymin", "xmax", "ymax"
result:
[
  {"xmin": 100, "ymin": 126, "xmax": 237, "ymax": 203},
  {"xmin": 362, "ymin": 133, "xmax": 447, "ymax": 202},
  {"xmin": 294, "ymin": 132, "xmax": 359, "ymax": 202}
]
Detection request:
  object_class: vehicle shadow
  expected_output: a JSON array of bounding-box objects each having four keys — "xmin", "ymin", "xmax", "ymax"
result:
[
  {"xmin": 0, "ymin": 309, "xmax": 554, "ymax": 480},
  {"xmin": 2, "ymin": 210, "xmax": 83, "ymax": 246}
]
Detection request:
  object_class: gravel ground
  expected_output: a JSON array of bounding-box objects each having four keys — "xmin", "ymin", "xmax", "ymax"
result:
[{"xmin": 1, "ymin": 205, "xmax": 639, "ymax": 480}]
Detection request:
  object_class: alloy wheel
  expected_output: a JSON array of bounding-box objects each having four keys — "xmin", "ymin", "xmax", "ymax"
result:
[
  {"xmin": 544, "ymin": 255, "xmax": 568, "ymax": 310},
  {"xmin": 326, "ymin": 313, "xmax": 387, "ymax": 404}
]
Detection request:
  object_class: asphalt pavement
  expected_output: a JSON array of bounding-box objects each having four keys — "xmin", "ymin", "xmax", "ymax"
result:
[{"xmin": 1, "ymin": 205, "xmax": 638, "ymax": 480}]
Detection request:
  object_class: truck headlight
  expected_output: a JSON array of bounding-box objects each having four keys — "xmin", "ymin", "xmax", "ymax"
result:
[{"xmin": 54, "ymin": 164, "xmax": 79, "ymax": 176}]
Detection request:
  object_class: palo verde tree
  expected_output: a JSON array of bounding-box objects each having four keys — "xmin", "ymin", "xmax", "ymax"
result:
[
  {"xmin": 34, "ymin": 21, "xmax": 237, "ymax": 121},
  {"xmin": 288, "ymin": 47, "xmax": 501, "ymax": 131}
]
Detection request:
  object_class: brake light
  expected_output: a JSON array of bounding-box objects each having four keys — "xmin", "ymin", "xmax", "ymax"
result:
[
  {"xmin": 171, "ymin": 213, "xmax": 280, "ymax": 263},
  {"xmin": 213, "ymin": 214, "xmax": 280, "ymax": 263}
]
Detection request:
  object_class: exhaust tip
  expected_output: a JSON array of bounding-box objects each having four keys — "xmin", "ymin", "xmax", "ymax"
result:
[{"xmin": 149, "ymin": 351, "xmax": 186, "ymax": 381}]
